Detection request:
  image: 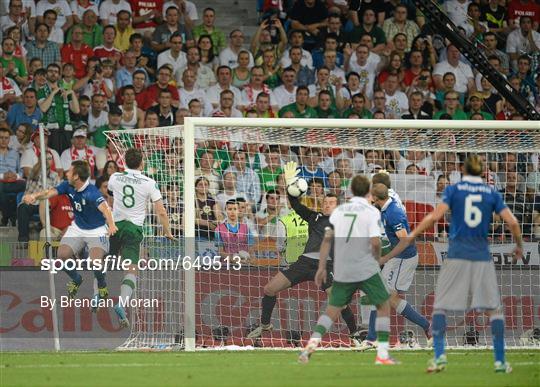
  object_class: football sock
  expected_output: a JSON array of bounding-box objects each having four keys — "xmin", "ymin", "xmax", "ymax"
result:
[
  {"xmin": 397, "ymin": 299, "xmax": 430, "ymax": 331},
  {"xmin": 313, "ymin": 314, "xmax": 333, "ymax": 339},
  {"xmin": 341, "ymin": 305, "xmax": 357, "ymax": 334},
  {"xmin": 63, "ymin": 268, "xmax": 82, "ymax": 285},
  {"xmin": 432, "ymin": 312, "xmax": 447, "ymax": 359},
  {"xmin": 261, "ymin": 295, "xmax": 276, "ymax": 325},
  {"xmin": 375, "ymin": 316, "xmax": 390, "ymax": 359},
  {"xmin": 491, "ymin": 315, "xmax": 505, "ymax": 364},
  {"xmin": 93, "ymin": 270, "xmax": 107, "ymax": 289},
  {"xmin": 120, "ymin": 273, "xmax": 136, "ymax": 303},
  {"xmin": 366, "ymin": 308, "xmax": 377, "ymax": 341}
]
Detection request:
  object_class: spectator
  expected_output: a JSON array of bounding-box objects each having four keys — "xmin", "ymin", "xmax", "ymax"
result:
[
  {"xmin": 401, "ymin": 91, "xmax": 431, "ymax": 119},
  {"xmin": 507, "ymin": 0, "xmax": 540, "ymax": 30},
  {"xmin": 195, "ymin": 150, "xmax": 221, "ymax": 196},
  {"xmin": 206, "ymin": 65, "xmax": 242, "ymax": 109},
  {"xmin": 97, "ymin": 142, "xmax": 124, "ymax": 174},
  {"xmin": 20, "ymin": 128, "xmax": 62, "ymax": 179},
  {"xmin": 280, "ymin": 30, "xmax": 313, "ymax": 69},
  {"xmin": 216, "ymin": 171, "xmax": 243, "ymax": 211},
  {"xmin": 250, "ymin": 92, "xmax": 275, "ymax": 118},
  {"xmin": 250, "ymin": 17, "xmax": 287, "ymax": 67},
  {"xmin": 506, "ymin": 16, "xmax": 540, "ymax": 71},
  {"xmin": 197, "ymin": 34, "xmax": 219, "ymax": 71},
  {"xmin": 130, "ymin": 0, "xmax": 163, "ymax": 39},
  {"xmin": 346, "ymin": 8, "xmax": 386, "ymax": 54},
  {"xmin": 195, "ymin": 176, "xmax": 222, "ymax": 240},
  {"xmin": 0, "ymin": 0, "xmax": 32, "ymax": 41},
  {"xmin": 298, "ymin": 147, "xmax": 327, "ymax": 187},
  {"xmin": 38, "ymin": 193, "xmax": 73, "ymax": 240},
  {"xmin": 409, "ymin": 35, "xmax": 437, "ymax": 69},
  {"xmin": 460, "ymin": 2, "xmax": 487, "ymax": 39},
  {"xmin": 383, "ymin": 73, "xmax": 408, "ymax": 118},
  {"xmin": 260, "ymin": 48, "xmax": 281, "ymax": 89},
  {"xmin": 382, "ymin": 4, "xmax": 418, "ymax": 51},
  {"xmin": 256, "ymin": 189, "xmax": 288, "ymax": 238},
  {"xmin": 113, "ymin": 10, "xmax": 134, "ymax": 52},
  {"xmin": 481, "ymin": 33, "xmax": 509, "ymax": 75},
  {"xmin": 273, "ymin": 67, "xmax": 297, "ymax": 109},
  {"xmin": 8, "ymin": 123, "xmax": 33, "ymax": 155},
  {"xmin": 231, "ymin": 50, "xmax": 252, "ymax": 90},
  {"xmin": 241, "ymin": 65, "xmax": 276, "ymax": 110},
  {"xmin": 466, "ymin": 92, "xmax": 494, "ymax": 120},
  {"xmin": 211, "ymin": 89, "xmax": 242, "ymax": 118},
  {"xmin": 215, "ymin": 199, "xmax": 255, "ymax": 256},
  {"xmin": 59, "ymin": 127, "xmax": 100, "ymax": 180},
  {"xmin": 286, "ymin": 46, "xmax": 315, "ymax": 87},
  {"xmin": 162, "ymin": 0, "xmax": 197, "ymax": 27},
  {"xmin": 341, "ymin": 92, "xmax": 372, "ymax": 118},
  {"xmin": 37, "ymin": 63, "xmax": 80, "ymax": 153},
  {"xmin": 178, "ymin": 46, "xmax": 216, "ymax": 89},
  {"xmin": 149, "ymin": 89, "xmax": 177, "ymax": 126},
  {"xmin": 157, "ymin": 32, "xmax": 187, "ymax": 80},
  {"xmin": 289, "ymin": 0, "xmax": 328, "ymax": 51},
  {"xmin": 433, "ymin": 44, "xmax": 475, "ymax": 95},
  {"xmin": 17, "ymin": 158, "xmax": 60, "ymax": 241},
  {"xmin": 316, "ymin": 14, "xmax": 346, "ymax": 52},
  {"xmin": 513, "ymin": 54, "xmax": 538, "ymax": 104},
  {"xmin": 347, "ymin": 0, "xmax": 386, "ymax": 28},
  {"xmin": 316, "ymin": 89, "xmax": 339, "ymax": 118},
  {"xmin": 99, "ymin": 0, "xmax": 132, "ymax": 26},
  {"xmin": 0, "ymin": 126, "xmax": 24, "ymax": 225},
  {"xmin": 312, "ymin": 33, "xmax": 344, "ymax": 70},
  {"xmin": 403, "ymin": 49, "xmax": 424, "ymax": 87},
  {"xmin": 442, "ymin": 0, "xmax": 471, "ymax": 28},
  {"xmin": 378, "ymin": 51, "xmax": 404, "ymax": 86},
  {"xmin": 300, "ymin": 177, "xmax": 325, "ymax": 212},
  {"xmin": 219, "ymin": 29, "xmax": 254, "ymax": 69},
  {"xmin": 124, "ymin": 70, "xmax": 148, "ymax": 108},
  {"xmin": 71, "ymin": 0, "xmax": 98, "ymax": 25},
  {"xmin": 25, "ymin": 25, "xmax": 60, "ymax": 71},
  {"xmin": 1, "ymin": 37, "xmax": 27, "ymax": 88},
  {"xmin": 141, "ymin": 64, "xmax": 180, "ymax": 110},
  {"xmin": 86, "ymin": 93, "xmax": 108, "ymax": 134},
  {"xmin": 36, "ymin": 0, "xmax": 73, "ymax": 34},
  {"xmin": 68, "ymin": 9, "xmax": 102, "ymax": 48},
  {"xmin": 435, "ymin": 71, "xmax": 465, "ymax": 106},
  {"xmin": 6, "ymin": 88, "xmax": 41, "ymax": 130},
  {"xmin": 278, "ymin": 86, "xmax": 317, "ymax": 118},
  {"xmin": 151, "ymin": 5, "xmax": 193, "ymax": 53},
  {"xmin": 370, "ymin": 89, "xmax": 392, "ymax": 117},
  {"xmin": 477, "ymin": 76, "xmax": 503, "ymax": 116},
  {"xmin": 480, "ymin": 0, "xmax": 508, "ymax": 38},
  {"xmin": 4, "ymin": 26, "xmax": 28, "ymax": 64},
  {"xmin": 93, "ymin": 25, "xmax": 123, "ymax": 65},
  {"xmin": 93, "ymin": 104, "xmax": 124, "ymax": 148},
  {"xmin": 42, "ymin": 9, "xmax": 64, "ymax": 45},
  {"xmin": 344, "ymin": 43, "xmax": 382, "ymax": 99},
  {"xmin": 434, "ymin": 91, "xmax": 467, "ymax": 120},
  {"xmin": 60, "ymin": 24, "xmax": 94, "ymax": 78},
  {"xmin": 322, "ymin": 49, "xmax": 345, "ymax": 85},
  {"xmin": 178, "ymin": 69, "xmax": 213, "ymax": 115},
  {"xmin": 192, "ymin": 7, "xmax": 226, "ymax": 55},
  {"xmin": 224, "ymin": 150, "xmax": 261, "ymax": 207},
  {"xmin": 116, "ymin": 49, "xmax": 147, "ymax": 89},
  {"xmin": 129, "ymin": 33, "xmax": 156, "ymax": 78},
  {"xmin": 308, "ymin": 66, "xmax": 343, "ymax": 109}
]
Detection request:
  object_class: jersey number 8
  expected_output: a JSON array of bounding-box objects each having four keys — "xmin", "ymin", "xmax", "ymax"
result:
[{"xmin": 123, "ymin": 185, "xmax": 135, "ymax": 208}]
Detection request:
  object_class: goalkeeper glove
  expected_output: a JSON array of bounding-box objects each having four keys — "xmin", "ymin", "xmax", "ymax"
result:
[{"xmin": 284, "ymin": 161, "xmax": 300, "ymax": 186}]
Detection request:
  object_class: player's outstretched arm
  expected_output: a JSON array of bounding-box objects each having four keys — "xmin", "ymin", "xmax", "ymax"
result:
[
  {"xmin": 153, "ymin": 199, "xmax": 175, "ymax": 240},
  {"xmin": 98, "ymin": 202, "xmax": 118, "ymax": 236},
  {"xmin": 380, "ymin": 228, "xmax": 407, "ymax": 265},
  {"xmin": 315, "ymin": 227, "xmax": 333, "ymax": 288},
  {"xmin": 22, "ymin": 188, "xmax": 59, "ymax": 204},
  {"xmin": 499, "ymin": 207, "xmax": 524, "ymax": 263}
]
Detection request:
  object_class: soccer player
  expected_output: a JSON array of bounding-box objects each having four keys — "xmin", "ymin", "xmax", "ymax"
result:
[
  {"xmin": 23, "ymin": 160, "xmax": 117, "ymax": 298},
  {"xmin": 248, "ymin": 162, "xmax": 362, "ymax": 345},
  {"xmin": 107, "ymin": 148, "xmax": 174, "ymax": 328},
  {"xmin": 389, "ymin": 155, "xmax": 522, "ymax": 373},
  {"xmin": 298, "ymin": 175, "xmax": 396, "ymax": 365},
  {"xmin": 360, "ymin": 183, "xmax": 431, "ymax": 349},
  {"xmin": 372, "ymin": 171, "xmax": 404, "ymax": 209}
]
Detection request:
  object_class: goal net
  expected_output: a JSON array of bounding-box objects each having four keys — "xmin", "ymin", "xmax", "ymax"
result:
[{"xmin": 106, "ymin": 118, "xmax": 540, "ymax": 350}]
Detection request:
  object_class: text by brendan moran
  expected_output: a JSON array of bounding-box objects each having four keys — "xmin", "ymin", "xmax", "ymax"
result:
[{"xmin": 40, "ymin": 296, "xmax": 159, "ymax": 311}]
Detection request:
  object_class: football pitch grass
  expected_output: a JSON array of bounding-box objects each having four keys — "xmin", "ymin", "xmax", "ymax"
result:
[{"xmin": 1, "ymin": 350, "xmax": 538, "ymax": 387}]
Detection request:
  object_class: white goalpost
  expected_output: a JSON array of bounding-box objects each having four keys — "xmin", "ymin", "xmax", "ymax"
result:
[{"xmin": 106, "ymin": 118, "xmax": 540, "ymax": 351}]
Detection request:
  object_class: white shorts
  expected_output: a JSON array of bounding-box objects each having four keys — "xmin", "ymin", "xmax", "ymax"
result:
[
  {"xmin": 434, "ymin": 259, "xmax": 501, "ymax": 311},
  {"xmin": 381, "ymin": 255, "xmax": 419, "ymax": 293},
  {"xmin": 61, "ymin": 223, "xmax": 109, "ymax": 256}
]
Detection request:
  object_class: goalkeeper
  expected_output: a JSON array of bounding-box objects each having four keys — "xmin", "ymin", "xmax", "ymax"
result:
[{"xmin": 248, "ymin": 161, "xmax": 362, "ymax": 344}]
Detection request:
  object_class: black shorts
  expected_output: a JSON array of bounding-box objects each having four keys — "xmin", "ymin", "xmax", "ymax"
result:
[{"xmin": 280, "ymin": 256, "xmax": 334, "ymax": 291}]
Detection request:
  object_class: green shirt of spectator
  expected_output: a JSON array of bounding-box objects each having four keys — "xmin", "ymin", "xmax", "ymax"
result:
[
  {"xmin": 0, "ymin": 56, "xmax": 27, "ymax": 82},
  {"xmin": 466, "ymin": 93, "xmax": 494, "ymax": 120},
  {"xmin": 341, "ymin": 107, "xmax": 373, "ymax": 119},
  {"xmin": 196, "ymin": 146, "xmax": 231, "ymax": 175},
  {"xmin": 278, "ymin": 86, "xmax": 318, "ymax": 118},
  {"xmin": 192, "ymin": 8, "xmax": 226, "ymax": 55},
  {"xmin": 92, "ymin": 106, "xmax": 125, "ymax": 148},
  {"xmin": 433, "ymin": 109, "xmax": 468, "ymax": 120},
  {"xmin": 67, "ymin": 23, "xmax": 103, "ymax": 48},
  {"xmin": 434, "ymin": 91, "xmax": 468, "ymax": 120}
]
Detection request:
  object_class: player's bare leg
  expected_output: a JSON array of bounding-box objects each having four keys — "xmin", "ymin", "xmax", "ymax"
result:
[
  {"xmin": 114, "ymin": 264, "xmax": 138, "ymax": 328},
  {"xmin": 57, "ymin": 244, "xmax": 83, "ymax": 299},
  {"xmin": 247, "ymin": 272, "xmax": 292, "ymax": 339},
  {"xmin": 298, "ymin": 305, "xmax": 342, "ymax": 364}
]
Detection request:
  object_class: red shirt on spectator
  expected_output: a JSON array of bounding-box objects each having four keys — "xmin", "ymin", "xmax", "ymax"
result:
[
  {"xmin": 508, "ymin": 0, "xmax": 540, "ymax": 24},
  {"xmin": 49, "ymin": 195, "xmax": 74, "ymax": 231},
  {"xmin": 61, "ymin": 43, "xmax": 94, "ymax": 78},
  {"xmin": 139, "ymin": 83, "xmax": 179, "ymax": 110},
  {"xmin": 93, "ymin": 46, "xmax": 123, "ymax": 63},
  {"xmin": 130, "ymin": 0, "xmax": 163, "ymax": 29}
]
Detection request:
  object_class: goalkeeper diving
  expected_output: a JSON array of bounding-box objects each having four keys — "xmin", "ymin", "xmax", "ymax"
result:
[
  {"xmin": 107, "ymin": 148, "xmax": 175, "ymax": 327},
  {"xmin": 247, "ymin": 161, "xmax": 364, "ymax": 345}
]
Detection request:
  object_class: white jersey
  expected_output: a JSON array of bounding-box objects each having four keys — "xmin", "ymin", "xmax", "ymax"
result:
[
  {"xmin": 108, "ymin": 168, "xmax": 162, "ymax": 226},
  {"xmin": 329, "ymin": 196, "xmax": 381, "ymax": 282}
]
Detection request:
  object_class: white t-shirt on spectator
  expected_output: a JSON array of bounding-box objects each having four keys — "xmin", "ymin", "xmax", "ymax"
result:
[
  {"xmin": 36, "ymin": 0, "xmax": 73, "ymax": 29},
  {"xmin": 20, "ymin": 147, "xmax": 61, "ymax": 170},
  {"xmin": 219, "ymin": 47, "xmax": 254, "ymax": 69},
  {"xmin": 48, "ymin": 26, "xmax": 64, "ymax": 45},
  {"xmin": 241, "ymin": 87, "xmax": 278, "ymax": 108},
  {"xmin": 157, "ymin": 50, "xmax": 187, "ymax": 79},
  {"xmin": 60, "ymin": 146, "xmax": 103, "ymax": 172},
  {"xmin": 433, "ymin": 60, "xmax": 474, "ymax": 93},
  {"xmin": 506, "ymin": 29, "xmax": 540, "ymax": 56},
  {"xmin": 280, "ymin": 48, "xmax": 313, "ymax": 69},
  {"xmin": 162, "ymin": 0, "xmax": 198, "ymax": 22},
  {"xmin": 443, "ymin": 0, "xmax": 470, "ymax": 27},
  {"xmin": 88, "ymin": 110, "xmax": 109, "ymax": 133},
  {"xmin": 397, "ymin": 154, "xmax": 434, "ymax": 176},
  {"xmin": 205, "ymin": 83, "xmax": 242, "ymax": 108},
  {"xmin": 178, "ymin": 87, "xmax": 213, "ymax": 116},
  {"xmin": 384, "ymin": 90, "xmax": 409, "ymax": 119},
  {"xmin": 0, "ymin": 0, "xmax": 35, "ymax": 18},
  {"xmin": 71, "ymin": 1, "xmax": 98, "ymax": 21},
  {"xmin": 272, "ymin": 85, "xmax": 297, "ymax": 109},
  {"xmin": 347, "ymin": 55, "xmax": 380, "ymax": 99},
  {"xmin": 99, "ymin": 0, "xmax": 132, "ymax": 25}
]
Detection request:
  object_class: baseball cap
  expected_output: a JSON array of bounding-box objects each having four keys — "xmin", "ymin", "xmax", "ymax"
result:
[
  {"xmin": 73, "ymin": 129, "xmax": 87, "ymax": 137},
  {"xmin": 108, "ymin": 104, "xmax": 122, "ymax": 116}
]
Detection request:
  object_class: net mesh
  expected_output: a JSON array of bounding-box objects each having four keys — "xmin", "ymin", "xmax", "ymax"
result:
[{"xmin": 107, "ymin": 122, "xmax": 540, "ymax": 350}]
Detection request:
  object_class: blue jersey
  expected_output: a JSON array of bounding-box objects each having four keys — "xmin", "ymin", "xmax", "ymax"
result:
[
  {"xmin": 56, "ymin": 180, "xmax": 106, "ymax": 230},
  {"xmin": 381, "ymin": 198, "xmax": 417, "ymax": 259},
  {"xmin": 442, "ymin": 176, "xmax": 507, "ymax": 261}
]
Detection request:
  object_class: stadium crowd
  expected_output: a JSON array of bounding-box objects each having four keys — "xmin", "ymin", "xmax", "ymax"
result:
[{"xmin": 0, "ymin": 0, "xmax": 539, "ymax": 252}]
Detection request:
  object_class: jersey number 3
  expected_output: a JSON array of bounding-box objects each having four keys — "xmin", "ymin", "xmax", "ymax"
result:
[{"xmin": 464, "ymin": 194, "xmax": 482, "ymax": 228}]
